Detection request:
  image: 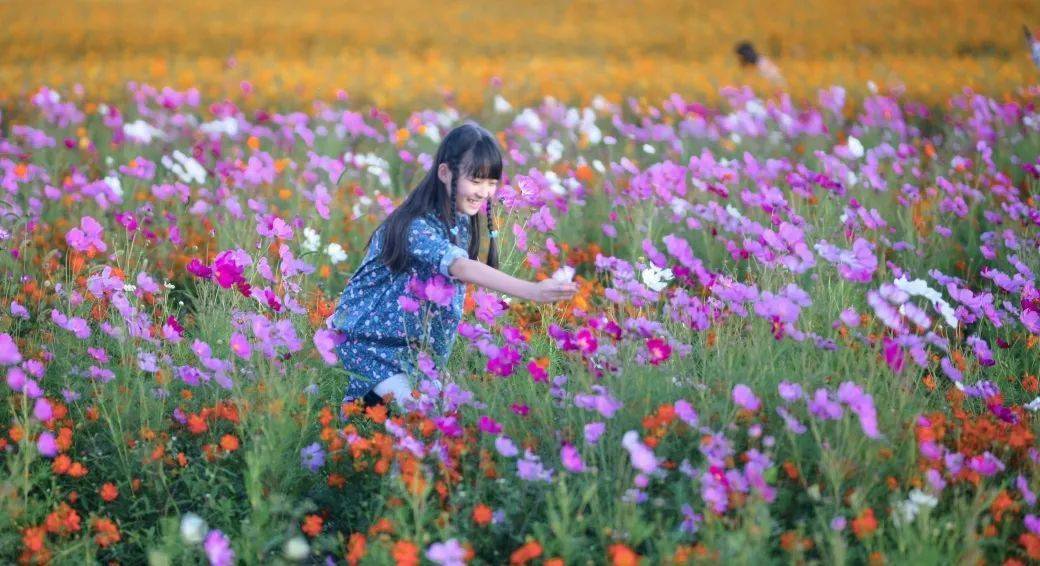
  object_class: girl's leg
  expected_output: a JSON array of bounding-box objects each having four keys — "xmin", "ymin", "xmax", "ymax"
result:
[{"xmin": 372, "ymin": 372, "xmax": 413, "ymax": 410}]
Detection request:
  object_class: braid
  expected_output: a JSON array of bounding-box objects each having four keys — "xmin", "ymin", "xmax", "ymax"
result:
[
  {"xmin": 447, "ymin": 172, "xmax": 459, "ymax": 246},
  {"xmin": 485, "ymin": 198, "xmax": 499, "ymax": 269}
]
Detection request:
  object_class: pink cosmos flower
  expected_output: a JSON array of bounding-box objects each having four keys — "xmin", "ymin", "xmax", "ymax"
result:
[
  {"xmin": 65, "ymin": 215, "xmax": 107, "ymax": 253},
  {"xmin": 732, "ymin": 384, "xmax": 761, "ymax": 411},
  {"xmin": 646, "ymin": 337, "xmax": 672, "ymax": 365},
  {"xmin": 561, "ymin": 443, "xmax": 586, "ymax": 473},
  {"xmin": 0, "ymin": 333, "xmax": 21, "ymax": 365},
  {"xmin": 37, "ymin": 432, "xmax": 58, "ymax": 457}
]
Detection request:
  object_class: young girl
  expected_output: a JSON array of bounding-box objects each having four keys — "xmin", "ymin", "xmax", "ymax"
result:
[{"xmin": 327, "ymin": 122, "xmax": 579, "ymax": 409}]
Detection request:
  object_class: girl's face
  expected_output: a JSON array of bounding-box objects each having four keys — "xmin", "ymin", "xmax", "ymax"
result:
[{"xmin": 439, "ymin": 163, "xmax": 499, "ymax": 216}]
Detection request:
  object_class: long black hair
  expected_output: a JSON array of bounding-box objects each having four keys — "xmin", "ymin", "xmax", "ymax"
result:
[{"xmin": 365, "ymin": 121, "xmax": 502, "ymax": 274}]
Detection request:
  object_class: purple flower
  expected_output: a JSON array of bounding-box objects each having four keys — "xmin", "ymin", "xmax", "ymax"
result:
[
  {"xmin": 574, "ymin": 385, "xmax": 623, "ymax": 418},
  {"xmin": 674, "ymin": 400, "xmax": 699, "ymax": 427},
  {"xmin": 808, "ymin": 389, "xmax": 843, "ymax": 420},
  {"xmin": 777, "ymin": 381, "xmax": 804, "ymax": 402},
  {"xmin": 732, "ymin": 384, "xmax": 761, "ymax": 411},
  {"xmin": 1025, "ymin": 515, "xmax": 1040, "ymax": 535},
  {"xmin": 312, "ymin": 329, "xmax": 344, "ymax": 365},
  {"xmin": 300, "ymin": 442, "xmax": 325, "ymax": 472},
  {"xmin": 495, "ymin": 436, "xmax": 519, "ymax": 457},
  {"xmin": 584, "ymin": 422, "xmax": 606, "ymax": 444},
  {"xmin": 255, "ymin": 213, "xmax": 294, "ymax": 239},
  {"xmin": 680, "ymin": 503, "xmax": 702, "ymax": 535},
  {"xmin": 65, "ymin": 215, "xmax": 107, "ymax": 253},
  {"xmin": 517, "ymin": 450, "xmax": 553, "ymax": 482},
  {"xmin": 204, "ymin": 529, "xmax": 235, "ymax": 566},
  {"xmin": 0, "ymin": 333, "xmax": 21, "ymax": 365},
  {"xmin": 426, "ymin": 539, "xmax": 466, "ymax": 566},
  {"xmin": 836, "ymin": 381, "xmax": 880, "ymax": 438}
]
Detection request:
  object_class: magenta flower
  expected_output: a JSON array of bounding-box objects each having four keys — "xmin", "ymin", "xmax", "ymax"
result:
[
  {"xmin": 422, "ymin": 275, "xmax": 455, "ymax": 307},
  {"xmin": 398, "ymin": 295, "xmax": 420, "ymax": 313},
  {"xmin": 33, "ymin": 397, "xmax": 53, "ymax": 422},
  {"xmin": 646, "ymin": 337, "xmax": 672, "ymax": 365},
  {"xmin": 203, "ymin": 529, "xmax": 235, "ymax": 566},
  {"xmin": 732, "ymin": 384, "xmax": 761, "ymax": 412},
  {"xmin": 561, "ymin": 443, "xmax": 586, "ymax": 473},
  {"xmin": 186, "ymin": 258, "xmax": 213, "ymax": 279},
  {"xmin": 0, "ymin": 333, "xmax": 21, "ymax": 365},
  {"xmin": 882, "ymin": 337, "xmax": 905, "ymax": 374},
  {"xmin": 967, "ymin": 452, "xmax": 1005, "ymax": 476},
  {"xmin": 478, "ymin": 415, "xmax": 502, "ymax": 434},
  {"xmin": 65, "ymin": 215, "xmax": 107, "ymax": 253},
  {"xmin": 37, "ymin": 431, "xmax": 58, "ymax": 457},
  {"xmin": 574, "ymin": 327, "xmax": 598, "ymax": 354}
]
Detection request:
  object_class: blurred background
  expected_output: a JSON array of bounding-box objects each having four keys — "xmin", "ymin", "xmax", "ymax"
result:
[{"xmin": 1, "ymin": 0, "xmax": 1039, "ymax": 114}]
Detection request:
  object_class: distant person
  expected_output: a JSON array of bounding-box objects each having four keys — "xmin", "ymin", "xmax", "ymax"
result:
[
  {"xmin": 1025, "ymin": 25, "xmax": 1040, "ymax": 69},
  {"xmin": 735, "ymin": 40, "xmax": 785, "ymax": 86}
]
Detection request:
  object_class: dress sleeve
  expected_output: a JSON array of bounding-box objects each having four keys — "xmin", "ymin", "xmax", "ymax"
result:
[{"xmin": 407, "ymin": 216, "xmax": 468, "ymax": 279}]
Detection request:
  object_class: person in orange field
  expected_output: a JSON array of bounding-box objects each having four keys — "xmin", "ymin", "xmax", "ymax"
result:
[{"xmin": 735, "ymin": 40, "xmax": 785, "ymax": 87}]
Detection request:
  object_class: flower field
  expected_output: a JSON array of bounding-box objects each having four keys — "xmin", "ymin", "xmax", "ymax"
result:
[
  {"xmin": 1, "ymin": 80, "xmax": 1039, "ymax": 564},
  {"xmin": 3, "ymin": 1, "xmax": 1040, "ymax": 563}
]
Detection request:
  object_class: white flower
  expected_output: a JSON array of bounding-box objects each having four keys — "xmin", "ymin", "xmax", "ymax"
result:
[
  {"xmin": 551, "ymin": 266, "xmax": 575, "ymax": 283},
  {"xmin": 846, "ymin": 136, "xmax": 865, "ymax": 159},
  {"xmin": 546, "ymin": 139, "xmax": 564, "ymax": 164},
  {"xmin": 729, "ymin": 133, "xmax": 742, "ymax": 145},
  {"xmin": 895, "ymin": 489, "xmax": 938, "ymax": 524},
  {"xmin": 642, "ymin": 144, "xmax": 656, "ymax": 154},
  {"xmin": 161, "ymin": 150, "xmax": 207, "ymax": 184},
  {"xmin": 641, "ymin": 266, "xmax": 674, "ymax": 292},
  {"xmin": 104, "ymin": 175, "xmax": 123, "ymax": 197},
  {"xmin": 163, "ymin": 281, "xmax": 175, "ymax": 290},
  {"xmin": 122, "ymin": 284, "xmax": 137, "ymax": 293},
  {"xmin": 592, "ymin": 159, "xmax": 606, "ymax": 173},
  {"xmin": 302, "ymin": 227, "xmax": 321, "ymax": 253},
  {"xmin": 893, "ymin": 276, "xmax": 957, "ymax": 327},
  {"xmin": 867, "ymin": 80, "xmax": 878, "ymax": 94},
  {"xmin": 199, "ymin": 116, "xmax": 239, "ymax": 137},
  {"xmin": 326, "ymin": 243, "xmax": 347, "ymax": 265},
  {"xmin": 1026, "ymin": 396, "xmax": 1040, "ymax": 412},
  {"xmin": 123, "ymin": 119, "xmax": 166, "ymax": 144},
  {"xmin": 745, "ymin": 100, "xmax": 767, "ymax": 118},
  {"xmin": 179, "ymin": 512, "xmax": 207, "ymax": 545},
  {"xmin": 493, "ymin": 95, "xmax": 512, "ymax": 113},
  {"xmin": 283, "ymin": 536, "xmax": 310, "ymax": 561},
  {"xmin": 514, "ymin": 108, "xmax": 544, "ymax": 133}
]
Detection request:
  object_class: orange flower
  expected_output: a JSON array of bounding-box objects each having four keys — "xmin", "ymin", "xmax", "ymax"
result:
[
  {"xmin": 1021, "ymin": 533, "xmax": 1040, "ymax": 560},
  {"xmin": 302, "ymin": 515, "xmax": 323, "ymax": 537},
  {"xmin": 509, "ymin": 541, "xmax": 542, "ymax": 565},
  {"xmin": 392, "ymin": 540, "xmax": 420, "ymax": 566},
  {"xmin": 187, "ymin": 414, "xmax": 208, "ymax": 435},
  {"xmin": 219, "ymin": 434, "xmax": 240, "ymax": 452},
  {"xmin": 852, "ymin": 508, "xmax": 878, "ymax": 540},
  {"xmin": 346, "ymin": 533, "xmax": 366, "ymax": 566},
  {"xmin": 100, "ymin": 482, "xmax": 119, "ymax": 502},
  {"xmin": 608, "ymin": 543, "xmax": 641, "ymax": 566},
  {"xmin": 44, "ymin": 503, "xmax": 81, "ymax": 536},
  {"xmin": 472, "ymin": 504, "xmax": 493, "ymax": 526},
  {"xmin": 91, "ymin": 517, "xmax": 121, "ymax": 548},
  {"xmin": 22, "ymin": 525, "xmax": 46, "ymax": 553}
]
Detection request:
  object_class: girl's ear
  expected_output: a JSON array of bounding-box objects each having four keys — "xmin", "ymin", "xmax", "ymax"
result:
[{"xmin": 437, "ymin": 163, "xmax": 452, "ymax": 185}]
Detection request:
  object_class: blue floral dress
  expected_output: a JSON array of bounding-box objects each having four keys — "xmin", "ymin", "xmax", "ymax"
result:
[{"xmin": 328, "ymin": 210, "xmax": 471, "ymax": 400}]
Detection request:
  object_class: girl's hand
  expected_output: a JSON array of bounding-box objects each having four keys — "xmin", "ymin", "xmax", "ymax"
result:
[{"xmin": 527, "ymin": 279, "xmax": 579, "ymax": 303}]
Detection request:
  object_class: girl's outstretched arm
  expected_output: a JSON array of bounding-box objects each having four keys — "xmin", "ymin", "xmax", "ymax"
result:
[{"xmin": 449, "ymin": 258, "xmax": 578, "ymax": 303}]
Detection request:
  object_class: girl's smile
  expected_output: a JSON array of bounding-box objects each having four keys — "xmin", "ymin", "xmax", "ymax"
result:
[{"xmin": 456, "ymin": 177, "xmax": 498, "ymax": 215}]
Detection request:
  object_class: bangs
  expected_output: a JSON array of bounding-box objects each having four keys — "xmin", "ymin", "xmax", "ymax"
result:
[{"xmin": 460, "ymin": 137, "xmax": 503, "ymax": 181}]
